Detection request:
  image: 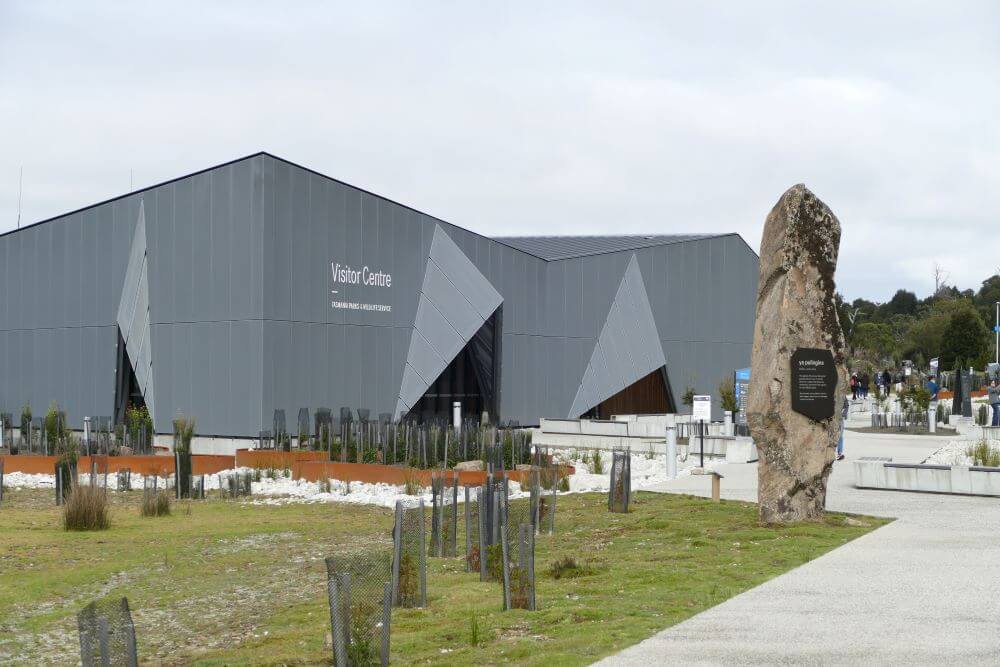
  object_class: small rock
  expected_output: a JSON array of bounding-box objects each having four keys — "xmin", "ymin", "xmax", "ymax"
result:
[{"xmin": 455, "ymin": 460, "xmax": 484, "ymax": 472}]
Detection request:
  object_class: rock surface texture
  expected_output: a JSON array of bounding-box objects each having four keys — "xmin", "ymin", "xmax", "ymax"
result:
[{"xmin": 748, "ymin": 184, "xmax": 846, "ymax": 524}]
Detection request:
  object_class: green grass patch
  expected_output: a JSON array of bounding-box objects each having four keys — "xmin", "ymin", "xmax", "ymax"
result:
[{"xmin": 0, "ymin": 487, "xmax": 886, "ymax": 665}]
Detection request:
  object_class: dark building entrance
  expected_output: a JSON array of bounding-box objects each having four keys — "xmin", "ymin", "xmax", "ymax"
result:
[
  {"xmin": 113, "ymin": 329, "xmax": 148, "ymax": 425},
  {"xmin": 581, "ymin": 368, "xmax": 673, "ymax": 419},
  {"xmin": 407, "ymin": 307, "xmax": 502, "ymax": 423}
]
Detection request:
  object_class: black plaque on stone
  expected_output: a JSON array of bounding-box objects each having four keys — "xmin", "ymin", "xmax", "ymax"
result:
[{"xmin": 791, "ymin": 348, "xmax": 837, "ymax": 422}]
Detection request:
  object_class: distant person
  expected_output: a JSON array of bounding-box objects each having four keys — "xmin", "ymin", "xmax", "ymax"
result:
[
  {"xmin": 989, "ymin": 380, "xmax": 1000, "ymax": 427},
  {"xmin": 926, "ymin": 375, "xmax": 939, "ymax": 401},
  {"xmin": 850, "ymin": 373, "xmax": 858, "ymax": 400},
  {"xmin": 861, "ymin": 373, "xmax": 870, "ymax": 398},
  {"xmin": 837, "ymin": 395, "xmax": 849, "ymax": 461},
  {"xmin": 882, "ymin": 369, "xmax": 892, "ymax": 396}
]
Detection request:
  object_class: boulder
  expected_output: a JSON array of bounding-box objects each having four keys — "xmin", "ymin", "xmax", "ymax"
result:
[
  {"xmin": 748, "ymin": 184, "xmax": 847, "ymax": 524},
  {"xmin": 454, "ymin": 460, "xmax": 484, "ymax": 472}
]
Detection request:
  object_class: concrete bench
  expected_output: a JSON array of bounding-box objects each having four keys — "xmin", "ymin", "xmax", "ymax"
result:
[{"xmin": 854, "ymin": 458, "xmax": 1000, "ymax": 496}]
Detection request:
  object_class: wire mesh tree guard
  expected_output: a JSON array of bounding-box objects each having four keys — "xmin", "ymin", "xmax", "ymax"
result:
[
  {"xmin": 325, "ymin": 551, "xmax": 393, "ymax": 667},
  {"xmin": 77, "ymin": 597, "xmax": 138, "ymax": 667},
  {"xmin": 391, "ymin": 500, "xmax": 427, "ymax": 608},
  {"xmin": 608, "ymin": 449, "xmax": 631, "ymax": 513}
]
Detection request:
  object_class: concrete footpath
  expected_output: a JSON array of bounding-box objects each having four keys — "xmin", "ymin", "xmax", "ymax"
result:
[{"xmin": 596, "ymin": 427, "xmax": 1000, "ymax": 665}]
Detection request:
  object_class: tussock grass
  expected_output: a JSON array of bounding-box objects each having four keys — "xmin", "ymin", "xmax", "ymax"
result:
[
  {"xmin": 141, "ymin": 490, "xmax": 172, "ymax": 517},
  {"xmin": 967, "ymin": 440, "xmax": 1000, "ymax": 467},
  {"xmin": 62, "ymin": 485, "xmax": 110, "ymax": 531}
]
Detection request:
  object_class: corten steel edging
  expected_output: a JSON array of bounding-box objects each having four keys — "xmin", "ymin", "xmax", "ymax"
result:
[
  {"xmin": 291, "ymin": 460, "xmax": 574, "ymax": 486},
  {"xmin": 235, "ymin": 449, "xmax": 327, "ymax": 469},
  {"xmin": 0, "ymin": 454, "xmax": 233, "ymax": 476}
]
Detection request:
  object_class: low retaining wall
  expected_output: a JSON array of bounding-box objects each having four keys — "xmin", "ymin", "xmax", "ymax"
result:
[
  {"xmin": 235, "ymin": 449, "xmax": 328, "ymax": 469},
  {"xmin": 292, "ymin": 461, "xmax": 576, "ymax": 487},
  {"xmin": 0, "ymin": 454, "xmax": 235, "ymax": 477},
  {"xmin": 854, "ymin": 458, "xmax": 1000, "ymax": 497}
]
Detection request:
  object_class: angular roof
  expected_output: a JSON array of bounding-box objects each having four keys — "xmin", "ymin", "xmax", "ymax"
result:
[
  {"xmin": 3, "ymin": 152, "xmax": 740, "ymax": 261},
  {"xmin": 492, "ymin": 234, "xmax": 720, "ymax": 261}
]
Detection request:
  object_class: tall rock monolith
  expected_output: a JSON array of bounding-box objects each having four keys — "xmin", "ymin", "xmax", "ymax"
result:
[{"xmin": 748, "ymin": 184, "xmax": 847, "ymax": 524}]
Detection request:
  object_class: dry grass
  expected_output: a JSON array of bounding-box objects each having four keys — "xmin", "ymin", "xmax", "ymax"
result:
[
  {"xmin": 62, "ymin": 485, "xmax": 110, "ymax": 531},
  {"xmin": 402, "ymin": 468, "xmax": 422, "ymax": 495},
  {"xmin": 967, "ymin": 440, "xmax": 1000, "ymax": 467},
  {"xmin": 140, "ymin": 490, "xmax": 172, "ymax": 517}
]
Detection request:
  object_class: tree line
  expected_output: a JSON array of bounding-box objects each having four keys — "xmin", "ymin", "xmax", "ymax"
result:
[{"xmin": 837, "ymin": 273, "xmax": 1000, "ymax": 371}]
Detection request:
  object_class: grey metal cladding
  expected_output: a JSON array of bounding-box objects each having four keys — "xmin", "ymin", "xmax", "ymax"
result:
[
  {"xmin": 395, "ymin": 225, "xmax": 503, "ymax": 416},
  {"xmin": 0, "ymin": 152, "xmax": 758, "ymax": 433},
  {"xmin": 568, "ymin": 255, "xmax": 666, "ymax": 418},
  {"xmin": 493, "ymin": 234, "xmax": 718, "ymax": 261}
]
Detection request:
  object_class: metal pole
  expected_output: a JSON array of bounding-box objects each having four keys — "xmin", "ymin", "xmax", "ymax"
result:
[
  {"xmin": 699, "ymin": 419, "xmax": 705, "ymax": 469},
  {"xmin": 666, "ymin": 425, "xmax": 677, "ymax": 479},
  {"xmin": 84, "ymin": 416, "xmax": 91, "ymax": 455}
]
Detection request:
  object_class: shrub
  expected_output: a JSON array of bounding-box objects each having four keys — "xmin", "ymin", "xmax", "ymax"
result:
[
  {"xmin": 20, "ymin": 401, "xmax": 31, "ymax": 440},
  {"xmin": 402, "ymin": 469, "xmax": 422, "ymax": 496},
  {"xmin": 469, "ymin": 614, "xmax": 481, "ymax": 646},
  {"xmin": 397, "ymin": 552, "xmax": 419, "ymax": 603},
  {"xmin": 45, "ymin": 402, "xmax": 65, "ymax": 448},
  {"xmin": 141, "ymin": 490, "xmax": 172, "ymax": 517},
  {"xmin": 346, "ymin": 630, "xmax": 376, "ymax": 666},
  {"xmin": 549, "ymin": 555, "xmax": 594, "ymax": 579},
  {"xmin": 682, "ymin": 386, "xmax": 696, "ymax": 408},
  {"xmin": 509, "ymin": 565, "xmax": 532, "ymax": 609},
  {"xmin": 967, "ymin": 441, "xmax": 1000, "ymax": 467},
  {"xmin": 467, "ymin": 544, "xmax": 481, "ymax": 572},
  {"xmin": 899, "ymin": 385, "xmax": 931, "ymax": 415},
  {"xmin": 486, "ymin": 543, "xmax": 504, "ymax": 581},
  {"xmin": 718, "ymin": 376, "xmax": 737, "ymax": 414},
  {"xmin": 318, "ymin": 477, "xmax": 332, "ymax": 493},
  {"xmin": 172, "ymin": 416, "xmax": 195, "ymax": 454},
  {"xmin": 125, "ymin": 404, "xmax": 153, "ymax": 443},
  {"xmin": 591, "ymin": 450, "xmax": 604, "ymax": 475},
  {"xmin": 63, "ymin": 485, "xmax": 110, "ymax": 531},
  {"xmin": 558, "ymin": 475, "xmax": 570, "ymax": 492}
]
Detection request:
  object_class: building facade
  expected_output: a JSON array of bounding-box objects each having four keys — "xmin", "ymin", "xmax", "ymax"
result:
[{"xmin": 0, "ymin": 152, "xmax": 759, "ymax": 437}]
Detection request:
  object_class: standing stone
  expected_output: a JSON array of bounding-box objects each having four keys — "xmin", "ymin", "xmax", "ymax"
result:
[{"xmin": 748, "ymin": 184, "xmax": 847, "ymax": 524}]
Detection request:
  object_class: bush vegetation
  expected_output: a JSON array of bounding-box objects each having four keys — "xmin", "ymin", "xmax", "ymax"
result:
[
  {"xmin": 63, "ymin": 485, "xmax": 111, "ymax": 531},
  {"xmin": 967, "ymin": 441, "xmax": 1000, "ymax": 467},
  {"xmin": 141, "ymin": 490, "xmax": 172, "ymax": 517}
]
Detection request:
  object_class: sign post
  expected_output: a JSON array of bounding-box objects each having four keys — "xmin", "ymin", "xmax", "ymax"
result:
[
  {"xmin": 734, "ymin": 368, "xmax": 750, "ymax": 435},
  {"xmin": 692, "ymin": 395, "xmax": 712, "ymax": 468}
]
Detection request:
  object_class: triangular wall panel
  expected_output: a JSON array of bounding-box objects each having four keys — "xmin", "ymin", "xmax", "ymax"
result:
[
  {"xmin": 568, "ymin": 254, "xmax": 665, "ymax": 417},
  {"xmin": 395, "ymin": 225, "xmax": 503, "ymax": 417},
  {"xmin": 115, "ymin": 201, "xmax": 155, "ymax": 420}
]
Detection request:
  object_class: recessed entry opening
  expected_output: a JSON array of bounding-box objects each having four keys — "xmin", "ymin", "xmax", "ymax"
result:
[
  {"xmin": 580, "ymin": 367, "xmax": 674, "ymax": 419},
  {"xmin": 113, "ymin": 328, "xmax": 147, "ymax": 425},
  {"xmin": 406, "ymin": 306, "xmax": 502, "ymax": 423}
]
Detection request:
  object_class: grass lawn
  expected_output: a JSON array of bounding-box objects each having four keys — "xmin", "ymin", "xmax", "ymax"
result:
[{"xmin": 0, "ymin": 486, "xmax": 887, "ymax": 665}]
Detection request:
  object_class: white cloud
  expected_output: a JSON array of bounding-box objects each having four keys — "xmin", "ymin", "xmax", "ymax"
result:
[{"xmin": 0, "ymin": 1, "xmax": 997, "ymax": 303}]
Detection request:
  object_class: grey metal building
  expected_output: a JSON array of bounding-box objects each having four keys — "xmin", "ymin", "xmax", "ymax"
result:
[{"xmin": 0, "ymin": 152, "xmax": 758, "ymax": 437}]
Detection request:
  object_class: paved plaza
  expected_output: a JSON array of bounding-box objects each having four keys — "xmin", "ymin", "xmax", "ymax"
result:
[{"xmin": 599, "ymin": 423, "xmax": 1000, "ymax": 665}]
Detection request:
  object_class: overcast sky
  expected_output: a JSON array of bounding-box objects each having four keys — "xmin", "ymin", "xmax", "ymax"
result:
[{"xmin": 1, "ymin": 2, "xmax": 997, "ymax": 302}]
